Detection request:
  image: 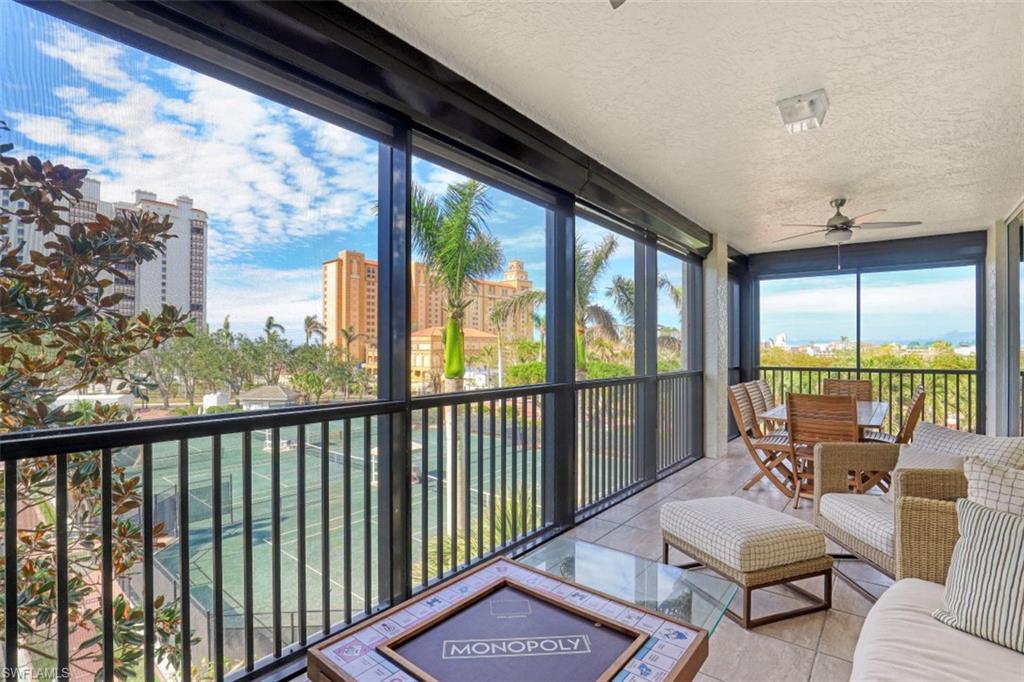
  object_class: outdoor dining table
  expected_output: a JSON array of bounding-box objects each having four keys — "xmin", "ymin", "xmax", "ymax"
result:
[{"xmin": 757, "ymin": 400, "xmax": 890, "ymax": 438}]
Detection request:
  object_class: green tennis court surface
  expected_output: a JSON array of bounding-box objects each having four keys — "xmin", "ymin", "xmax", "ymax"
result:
[{"xmin": 123, "ymin": 418, "xmax": 549, "ymax": 663}]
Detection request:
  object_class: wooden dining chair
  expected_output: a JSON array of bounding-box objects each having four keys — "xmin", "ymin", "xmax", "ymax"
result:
[
  {"xmin": 864, "ymin": 384, "xmax": 926, "ymax": 445},
  {"xmin": 727, "ymin": 384, "xmax": 794, "ymax": 497},
  {"xmin": 857, "ymin": 385, "xmax": 927, "ymax": 492},
  {"xmin": 755, "ymin": 379, "xmax": 776, "ymax": 410},
  {"xmin": 822, "ymin": 378, "xmax": 873, "ymax": 401},
  {"xmin": 787, "ymin": 393, "xmax": 859, "ymax": 508},
  {"xmin": 743, "ymin": 380, "xmax": 770, "ymax": 436}
]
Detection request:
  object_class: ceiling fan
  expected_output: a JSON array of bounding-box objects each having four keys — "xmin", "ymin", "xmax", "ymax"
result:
[{"xmin": 775, "ymin": 198, "xmax": 922, "ymax": 245}]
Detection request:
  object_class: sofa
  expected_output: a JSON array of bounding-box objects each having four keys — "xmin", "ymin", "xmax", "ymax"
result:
[
  {"xmin": 843, "ymin": 424, "xmax": 1024, "ymax": 680},
  {"xmin": 813, "ymin": 442, "xmax": 965, "ymax": 582},
  {"xmin": 851, "ymin": 578, "xmax": 1024, "ymax": 681}
]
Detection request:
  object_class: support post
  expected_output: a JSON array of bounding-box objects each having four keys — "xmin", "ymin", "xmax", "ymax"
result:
[
  {"xmin": 703, "ymin": 236, "xmax": 730, "ymax": 457},
  {"xmin": 377, "ymin": 128, "xmax": 412, "ymax": 604},
  {"xmin": 985, "ymin": 220, "xmax": 1006, "ymax": 435},
  {"xmin": 545, "ymin": 194, "xmax": 576, "ymax": 527},
  {"xmin": 636, "ymin": 235, "xmax": 658, "ymax": 482}
]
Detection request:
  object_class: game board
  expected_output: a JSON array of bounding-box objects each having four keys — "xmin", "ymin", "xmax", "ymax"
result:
[{"xmin": 308, "ymin": 556, "xmax": 708, "ymax": 681}]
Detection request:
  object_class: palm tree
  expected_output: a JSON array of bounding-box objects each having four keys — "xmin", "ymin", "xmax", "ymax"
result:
[
  {"xmin": 573, "ymin": 235, "xmax": 620, "ymax": 377},
  {"xmin": 490, "ymin": 234, "xmax": 620, "ymax": 380},
  {"xmin": 490, "ymin": 289, "xmax": 545, "ymax": 388},
  {"xmin": 412, "ymin": 178, "xmax": 504, "ymax": 531},
  {"xmin": 337, "ymin": 325, "xmax": 362, "ymax": 362},
  {"xmin": 303, "ymin": 315, "xmax": 326, "ymax": 345},
  {"xmin": 606, "ymin": 275, "xmax": 635, "ymax": 326},
  {"xmin": 658, "ymin": 273, "xmax": 686, "ymax": 367},
  {"xmin": 412, "ymin": 179, "xmax": 504, "ymax": 389},
  {"xmin": 263, "ymin": 316, "xmax": 285, "ymax": 341}
]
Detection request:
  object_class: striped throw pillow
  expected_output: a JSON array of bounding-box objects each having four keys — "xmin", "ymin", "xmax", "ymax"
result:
[
  {"xmin": 933, "ymin": 499, "xmax": 1024, "ymax": 653},
  {"xmin": 965, "ymin": 457, "xmax": 1024, "ymax": 516},
  {"xmin": 913, "ymin": 422, "xmax": 1024, "ymax": 469}
]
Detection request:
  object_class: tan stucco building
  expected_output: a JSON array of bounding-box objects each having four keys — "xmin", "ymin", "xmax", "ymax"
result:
[{"xmin": 322, "ymin": 250, "xmax": 535, "ymax": 362}]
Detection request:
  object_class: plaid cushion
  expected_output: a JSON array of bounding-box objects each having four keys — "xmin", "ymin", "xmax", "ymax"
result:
[
  {"xmin": 819, "ymin": 493, "xmax": 894, "ymax": 556},
  {"xmin": 912, "ymin": 422, "xmax": 1024, "ymax": 469},
  {"xmin": 934, "ymin": 499, "xmax": 1024, "ymax": 653},
  {"xmin": 660, "ymin": 497, "xmax": 824, "ymax": 572},
  {"xmin": 965, "ymin": 457, "xmax": 1024, "ymax": 516}
]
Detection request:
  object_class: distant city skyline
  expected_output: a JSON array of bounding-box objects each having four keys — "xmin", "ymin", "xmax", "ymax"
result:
[
  {"xmin": 0, "ymin": 1, "xmax": 652, "ymax": 346},
  {"xmin": 759, "ymin": 266, "xmax": 977, "ymax": 346}
]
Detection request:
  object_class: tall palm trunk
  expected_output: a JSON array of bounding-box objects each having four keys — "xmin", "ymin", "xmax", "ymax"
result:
[
  {"xmin": 442, "ymin": 377, "xmax": 469, "ymax": 535},
  {"xmin": 496, "ymin": 329, "xmax": 505, "ymax": 389}
]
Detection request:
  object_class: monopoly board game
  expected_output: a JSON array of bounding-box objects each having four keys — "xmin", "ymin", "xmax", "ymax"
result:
[{"xmin": 308, "ymin": 557, "xmax": 708, "ymax": 682}]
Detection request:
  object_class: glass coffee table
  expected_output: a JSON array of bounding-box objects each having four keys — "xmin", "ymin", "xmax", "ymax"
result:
[{"xmin": 519, "ymin": 535, "xmax": 738, "ymax": 634}]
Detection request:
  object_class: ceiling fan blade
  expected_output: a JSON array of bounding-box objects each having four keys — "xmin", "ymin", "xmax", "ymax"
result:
[
  {"xmin": 856, "ymin": 221, "xmax": 922, "ymax": 229},
  {"xmin": 773, "ymin": 229, "xmax": 824, "ymax": 243},
  {"xmin": 851, "ymin": 209, "xmax": 886, "ymax": 225},
  {"xmin": 781, "ymin": 223, "xmax": 830, "ymax": 228}
]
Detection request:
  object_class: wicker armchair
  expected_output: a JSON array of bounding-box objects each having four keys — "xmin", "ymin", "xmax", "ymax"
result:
[{"xmin": 813, "ymin": 442, "xmax": 965, "ymax": 586}]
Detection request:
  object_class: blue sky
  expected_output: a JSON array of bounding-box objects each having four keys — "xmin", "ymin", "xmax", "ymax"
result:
[
  {"xmin": 2, "ymin": 1, "xmax": 667, "ymax": 344},
  {"xmin": 759, "ymin": 266, "xmax": 977, "ymax": 345}
]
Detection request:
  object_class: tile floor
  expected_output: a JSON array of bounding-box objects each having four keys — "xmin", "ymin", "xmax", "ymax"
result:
[
  {"xmin": 556, "ymin": 439, "xmax": 893, "ymax": 682},
  {"xmin": 298, "ymin": 439, "xmax": 892, "ymax": 681}
]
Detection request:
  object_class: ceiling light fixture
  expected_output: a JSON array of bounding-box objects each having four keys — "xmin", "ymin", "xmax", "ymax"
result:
[{"xmin": 776, "ymin": 89, "xmax": 829, "ymax": 133}]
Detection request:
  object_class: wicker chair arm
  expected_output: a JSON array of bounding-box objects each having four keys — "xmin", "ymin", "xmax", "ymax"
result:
[
  {"xmin": 895, "ymin": 496, "xmax": 959, "ymax": 583},
  {"xmin": 892, "ymin": 467, "xmax": 967, "ymax": 502},
  {"xmin": 813, "ymin": 443, "xmax": 899, "ymax": 507}
]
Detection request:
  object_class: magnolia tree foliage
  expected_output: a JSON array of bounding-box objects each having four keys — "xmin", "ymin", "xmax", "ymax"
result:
[{"xmin": 0, "ymin": 129, "xmax": 192, "ymax": 679}]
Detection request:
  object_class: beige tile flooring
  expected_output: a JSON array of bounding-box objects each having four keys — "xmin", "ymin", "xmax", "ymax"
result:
[
  {"xmin": 298, "ymin": 440, "xmax": 893, "ymax": 681},
  {"xmin": 557, "ymin": 439, "xmax": 894, "ymax": 682}
]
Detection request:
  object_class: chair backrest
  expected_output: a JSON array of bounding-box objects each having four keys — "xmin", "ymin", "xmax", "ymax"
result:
[
  {"xmin": 788, "ymin": 393, "xmax": 859, "ymax": 450},
  {"xmin": 822, "ymin": 378, "xmax": 873, "ymax": 401},
  {"xmin": 744, "ymin": 381, "xmax": 767, "ymax": 417},
  {"xmin": 755, "ymin": 379, "xmax": 776, "ymax": 409},
  {"xmin": 727, "ymin": 384, "xmax": 759, "ymax": 440},
  {"xmin": 897, "ymin": 384, "xmax": 927, "ymax": 443}
]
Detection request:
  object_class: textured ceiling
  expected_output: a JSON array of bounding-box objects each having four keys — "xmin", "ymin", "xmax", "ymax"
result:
[{"xmin": 345, "ymin": 0, "xmax": 1023, "ymax": 253}]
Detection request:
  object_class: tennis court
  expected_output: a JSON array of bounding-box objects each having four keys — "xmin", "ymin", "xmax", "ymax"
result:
[{"xmin": 125, "ymin": 413, "xmax": 548, "ymax": 662}]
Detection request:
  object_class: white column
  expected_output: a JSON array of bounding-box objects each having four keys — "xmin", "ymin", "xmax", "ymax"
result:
[
  {"xmin": 986, "ymin": 220, "xmax": 1009, "ymax": 435},
  {"xmin": 703, "ymin": 237, "xmax": 730, "ymax": 457}
]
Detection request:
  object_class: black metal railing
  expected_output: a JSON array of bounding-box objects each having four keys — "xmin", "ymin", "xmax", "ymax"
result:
[
  {"xmin": 0, "ymin": 384, "xmax": 561, "ymax": 681},
  {"xmin": 0, "ymin": 374, "xmax": 706, "ymax": 680},
  {"xmin": 757, "ymin": 366, "xmax": 979, "ymax": 432},
  {"xmin": 657, "ymin": 371, "xmax": 703, "ymax": 472},
  {"xmin": 575, "ymin": 377, "xmax": 642, "ymax": 512},
  {"xmin": 409, "ymin": 386, "xmax": 554, "ymax": 590}
]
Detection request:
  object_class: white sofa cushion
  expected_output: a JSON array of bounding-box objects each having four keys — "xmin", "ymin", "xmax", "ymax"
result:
[
  {"xmin": 852, "ymin": 578, "xmax": 1024, "ymax": 682},
  {"xmin": 659, "ymin": 496, "xmax": 824, "ymax": 572},
  {"xmin": 912, "ymin": 422, "xmax": 1024, "ymax": 469},
  {"xmin": 819, "ymin": 492, "xmax": 894, "ymax": 556}
]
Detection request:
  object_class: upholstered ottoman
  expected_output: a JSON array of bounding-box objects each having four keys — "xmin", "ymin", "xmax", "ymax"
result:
[{"xmin": 661, "ymin": 496, "xmax": 832, "ymax": 628}]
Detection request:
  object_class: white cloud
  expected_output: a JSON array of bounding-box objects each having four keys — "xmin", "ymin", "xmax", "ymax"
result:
[
  {"xmin": 206, "ymin": 265, "xmax": 321, "ymax": 342},
  {"xmin": 13, "ymin": 32, "xmax": 380, "ymax": 263},
  {"xmin": 36, "ymin": 23, "xmax": 132, "ymax": 91}
]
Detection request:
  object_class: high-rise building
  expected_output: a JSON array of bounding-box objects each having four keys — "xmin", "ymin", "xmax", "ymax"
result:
[
  {"xmin": 2, "ymin": 180, "xmax": 207, "ymax": 326},
  {"xmin": 323, "ymin": 250, "xmax": 535, "ymax": 361},
  {"xmin": 112, "ymin": 190, "xmax": 207, "ymax": 327}
]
